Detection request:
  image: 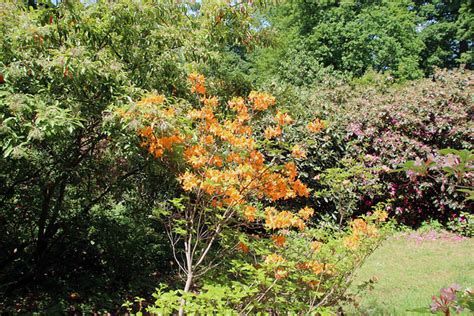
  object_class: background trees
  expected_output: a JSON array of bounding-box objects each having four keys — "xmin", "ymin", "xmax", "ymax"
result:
[
  {"xmin": 413, "ymin": 0, "xmax": 473, "ymax": 72},
  {"xmin": 252, "ymin": 0, "xmax": 473, "ymax": 85}
]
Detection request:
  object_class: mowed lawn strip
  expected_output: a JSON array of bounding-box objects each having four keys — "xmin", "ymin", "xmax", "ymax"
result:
[{"xmin": 346, "ymin": 232, "xmax": 474, "ymax": 315}]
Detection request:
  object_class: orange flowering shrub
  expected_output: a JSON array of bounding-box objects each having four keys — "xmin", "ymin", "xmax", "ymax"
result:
[
  {"xmin": 118, "ymin": 73, "xmax": 319, "ymax": 298},
  {"xmin": 119, "ymin": 74, "xmax": 388, "ymax": 314}
]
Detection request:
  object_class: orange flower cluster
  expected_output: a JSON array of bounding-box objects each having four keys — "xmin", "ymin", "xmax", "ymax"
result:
[
  {"xmin": 297, "ymin": 260, "xmax": 325, "ymax": 275},
  {"xmin": 237, "ymin": 242, "xmax": 250, "ymax": 253},
  {"xmin": 184, "ymin": 145, "xmax": 208, "ymax": 169},
  {"xmin": 265, "ymin": 207, "xmax": 306, "ymax": 231},
  {"xmin": 137, "ymin": 94, "xmax": 166, "ymax": 106},
  {"xmin": 274, "ymin": 111, "xmax": 294, "ymax": 126},
  {"xmin": 344, "ymin": 218, "xmax": 379, "ymax": 249},
  {"xmin": 271, "ymin": 235, "xmax": 286, "ymax": 247},
  {"xmin": 307, "ymin": 118, "xmax": 326, "ymax": 133},
  {"xmin": 274, "ymin": 267, "xmax": 289, "ymax": 280},
  {"xmin": 138, "ymin": 126, "xmax": 183, "ymax": 158},
  {"xmin": 291, "ymin": 144, "xmax": 307, "ymax": 159},
  {"xmin": 284, "ymin": 162, "xmax": 297, "ymax": 181},
  {"xmin": 298, "ymin": 206, "xmax": 315, "ymax": 220},
  {"xmin": 264, "ymin": 253, "xmax": 289, "ymax": 280},
  {"xmin": 343, "ymin": 234, "xmax": 360, "ymax": 249},
  {"xmin": 188, "ymin": 72, "xmax": 206, "ymax": 95},
  {"xmin": 373, "ymin": 209, "xmax": 388, "ymax": 222},
  {"xmin": 243, "ymin": 205, "xmax": 257, "ymax": 222},
  {"xmin": 248, "ymin": 91, "xmax": 276, "ymax": 111},
  {"xmin": 264, "ymin": 125, "xmax": 282, "ymax": 139},
  {"xmin": 264, "ymin": 253, "xmax": 286, "ymax": 265},
  {"xmin": 306, "ymin": 280, "xmax": 320, "ymax": 289},
  {"xmin": 292, "ymin": 179, "xmax": 310, "ymax": 197},
  {"xmin": 263, "ymin": 110, "xmax": 295, "ymax": 141},
  {"xmin": 310, "ymin": 241, "xmax": 322, "ymax": 252},
  {"xmin": 202, "ymin": 96, "xmax": 219, "ymax": 108},
  {"xmin": 351, "ymin": 219, "xmax": 378, "ymax": 237},
  {"xmin": 228, "ymin": 97, "xmax": 250, "ymax": 122},
  {"xmin": 178, "ymin": 171, "xmax": 200, "ymax": 191}
]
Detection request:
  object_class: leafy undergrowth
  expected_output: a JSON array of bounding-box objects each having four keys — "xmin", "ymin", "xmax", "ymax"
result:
[{"xmin": 346, "ymin": 230, "xmax": 474, "ymax": 315}]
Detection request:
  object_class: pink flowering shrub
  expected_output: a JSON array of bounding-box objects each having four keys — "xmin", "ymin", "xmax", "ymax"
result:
[
  {"xmin": 341, "ymin": 70, "xmax": 473, "ymax": 225},
  {"xmin": 260, "ymin": 70, "xmax": 471, "ymax": 226}
]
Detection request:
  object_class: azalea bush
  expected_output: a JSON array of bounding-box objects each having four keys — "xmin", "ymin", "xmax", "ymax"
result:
[
  {"xmin": 118, "ymin": 73, "xmax": 316, "ymax": 296},
  {"xmin": 117, "ymin": 73, "xmax": 391, "ymax": 314}
]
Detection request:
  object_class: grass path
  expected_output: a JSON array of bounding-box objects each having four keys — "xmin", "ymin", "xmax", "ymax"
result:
[{"xmin": 345, "ymin": 231, "xmax": 474, "ymax": 315}]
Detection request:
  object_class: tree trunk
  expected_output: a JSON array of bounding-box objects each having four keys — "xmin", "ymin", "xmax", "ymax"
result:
[{"xmin": 183, "ymin": 272, "xmax": 193, "ymax": 293}]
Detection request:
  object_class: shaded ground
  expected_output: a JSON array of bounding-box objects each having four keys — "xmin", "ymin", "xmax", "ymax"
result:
[{"xmin": 345, "ymin": 230, "xmax": 474, "ymax": 315}]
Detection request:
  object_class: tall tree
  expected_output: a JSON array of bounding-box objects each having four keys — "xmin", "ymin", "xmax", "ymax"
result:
[
  {"xmin": 413, "ymin": 0, "xmax": 473, "ymax": 72},
  {"xmin": 253, "ymin": 0, "xmax": 472, "ymax": 85}
]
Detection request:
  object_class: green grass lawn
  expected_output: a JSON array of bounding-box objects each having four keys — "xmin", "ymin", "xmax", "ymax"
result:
[{"xmin": 345, "ymin": 231, "xmax": 474, "ymax": 315}]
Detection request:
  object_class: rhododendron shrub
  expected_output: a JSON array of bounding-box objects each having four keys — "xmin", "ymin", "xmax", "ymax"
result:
[
  {"xmin": 272, "ymin": 69, "xmax": 472, "ymax": 226},
  {"xmin": 343, "ymin": 70, "xmax": 472, "ymax": 225},
  {"xmin": 411, "ymin": 284, "xmax": 474, "ymax": 315},
  {"xmin": 119, "ymin": 74, "xmax": 388, "ymax": 313},
  {"xmin": 400, "ymin": 148, "xmax": 473, "ymax": 235}
]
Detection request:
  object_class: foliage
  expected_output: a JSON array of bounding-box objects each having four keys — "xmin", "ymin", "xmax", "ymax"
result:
[
  {"xmin": 1, "ymin": 0, "xmax": 472, "ymax": 313},
  {"xmin": 315, "ymin": 158, "xmax": 383, "ymax": 226},
  {"xmin": 401, "ymin": 147, "xmax": 474, "ymax": 236},
  {"xmin": 399, "ymin": 147, "xmax": 473, "ymax": 225},
  {"xmin": 0, "ymin": 0, "xmax": 268, "ymax": 313},
  {"xmin": 254, "ymin": 0, "xmax": 424, "ymax": 83},
  {"xmin": 255, "ymin": 69, "xmax": 471, "ymax": 226},
  {"xmin": 447, "ymin": 212, "xmax": 474, "ymax": 238},
  {"xmin": 341, "ymin": 70, "xmax": 473, "ymax": 225},
  {"xmin": 253, "ymin": 0, "xmax": 473, "ymax": 85},
  {"xmin": 129, "ymin": 212, "xmax": 389, "ymax": 314},
  {"xmin": 133, "ymin": 283, "xmax": 255, "ymax": 315},
  {"xmin": 414, "ymin": 0, "xmax": 474, "ymax": 73}
]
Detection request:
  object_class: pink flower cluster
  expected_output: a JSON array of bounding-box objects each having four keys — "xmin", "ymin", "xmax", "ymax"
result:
[{"xmin": 430, "ymin": 284, "xmax": 463, "ymax": 314}]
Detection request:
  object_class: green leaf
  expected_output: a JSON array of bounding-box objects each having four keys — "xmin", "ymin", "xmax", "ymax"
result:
[{"xmin": 406, "ymin": 307, "xmax": 432, "ymax": 314}]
